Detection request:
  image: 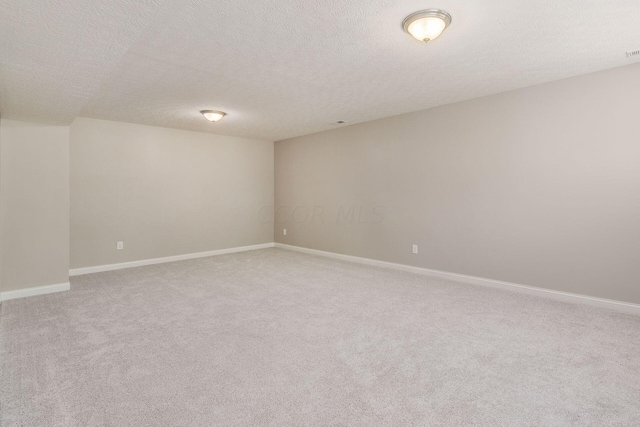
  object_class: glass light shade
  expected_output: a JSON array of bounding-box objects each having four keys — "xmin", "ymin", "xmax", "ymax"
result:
[
  {"xmin": 201, "ymin": 110, "xmax": 226, "ymax": 122},
  {"xmin": 403, "ymin": 10, "xmax": 451, "ymax": 43}
]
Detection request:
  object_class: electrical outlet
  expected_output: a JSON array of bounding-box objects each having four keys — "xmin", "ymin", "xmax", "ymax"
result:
[
  {"xmin": 412, "ymin": 244, "xmax": 418, "ymax": 254},
  {"xmin": 283, "ymin": 229, "xmax": 287, "ymax": 236},
  {"xmin": 117, "ymin": 241, "xmax": 124, "ymax": 250}
]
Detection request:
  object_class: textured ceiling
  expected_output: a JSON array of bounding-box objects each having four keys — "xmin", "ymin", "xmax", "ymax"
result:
[
  {"xmin": 2, "ymin": 0, "xmax": 640, "ymax": 140},
  {"xmin": 0, "ymin": 0, "xmax": 164, "ymax": 124}
]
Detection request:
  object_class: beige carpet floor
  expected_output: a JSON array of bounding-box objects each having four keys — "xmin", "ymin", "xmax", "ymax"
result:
[{"xmin": 1, "ymin": 248, "xmax": 640, "ymax": 426}]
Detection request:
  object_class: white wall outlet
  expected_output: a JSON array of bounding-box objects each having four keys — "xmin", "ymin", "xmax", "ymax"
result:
[
  {"xmin": 117, "ymin": 241, "xmax": 124, "ymax": 250},
  {"xmin": 412, "ymin": 244, "xmax": 418, "ymax": 254},
  {"xmin": 283, "ymin": 229, "xmax": 287, "ymax": 236}
]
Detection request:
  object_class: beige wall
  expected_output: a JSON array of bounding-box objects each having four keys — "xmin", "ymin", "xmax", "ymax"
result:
[
  {"xmin": 275, "ymin": 63, "xmax": 640, "ymax": 304},
  {"xmin": 0, "ymin": 118, "xmax": 2, "ymax": 293},
  {"xmin": 0, "ymin": 117, "xmax": 2, "ymax": 293},
  {"xmin": 0, "ymin": 119, "xmax": 70, "ymax": 292},
  {"xmin": 70, "ymin": 117, "xmax": 273, "ymax": 269}
]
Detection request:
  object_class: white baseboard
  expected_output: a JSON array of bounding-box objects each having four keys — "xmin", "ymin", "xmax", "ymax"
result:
[
  {"xmin": 274, "ymin": 243, "xmax": 640, "ymax": 315},
  {"xmin": 0, "ymin": 282, "xmax": 70, "ymax": 302},
  {"xmin": 69, "ymin": 242, "xmax": 275, "ymax": 276}
]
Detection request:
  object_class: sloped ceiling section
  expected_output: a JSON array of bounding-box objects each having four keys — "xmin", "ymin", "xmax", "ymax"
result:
[
  {"xmin": 0, "ymin": 0, "xmax": 166, "ymax": 125},
  {"xmin": 1, "ymin": 0, "xmax": 640, "ymax": 140}
]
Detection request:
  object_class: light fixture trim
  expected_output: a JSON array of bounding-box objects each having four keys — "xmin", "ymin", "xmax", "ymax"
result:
[
  {"xmin": 402, "ymin": 9, "xmax": 452, "ymax": 43},
  {"xmin": 200, "ymin": 110, "xmax": 227, "ymax": 122}
]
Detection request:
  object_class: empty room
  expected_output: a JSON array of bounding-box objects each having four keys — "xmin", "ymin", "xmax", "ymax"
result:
[{"xmin": 1, "ymin": 0, "xmax": 639, "ymax": 425}]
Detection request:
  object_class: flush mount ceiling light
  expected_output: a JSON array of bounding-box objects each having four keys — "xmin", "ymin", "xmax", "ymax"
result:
[
  {"xmin": 200, "ymin": 110, "xmax": 226, "ymax": 122},
  {"xmin": 402, "ymin": 9, "xmax": 452, "ymax": 43}
]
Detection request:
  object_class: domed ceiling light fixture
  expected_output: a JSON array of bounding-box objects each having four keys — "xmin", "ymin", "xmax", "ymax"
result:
[
  {"xmin": 200, "ymin": 110, "xmax": 226, "ymax": 122},
  {"xmin": 402, "ymin": 9, "xmax": 452, "ymax": 43}
]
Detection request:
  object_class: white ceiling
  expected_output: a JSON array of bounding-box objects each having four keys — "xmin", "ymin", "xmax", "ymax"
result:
[{"xmin": 2, "ymin": 0, "xmax": 639, "ymax": 141}]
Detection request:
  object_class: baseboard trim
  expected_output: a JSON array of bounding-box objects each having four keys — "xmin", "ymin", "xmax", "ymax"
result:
[
  {"xmin": 274, "ymin": 243, "xmax": 640, "ymax": 315},
  {"xmin": 69, "ymin": 243, "xmax": 275, "ymax": 276},
  {"xmin": 0, "ymin": 282, "xmax": 70, "ymax": 302}
]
